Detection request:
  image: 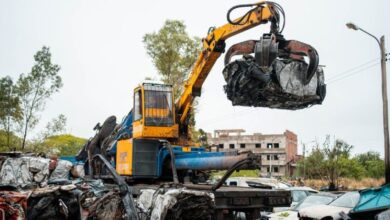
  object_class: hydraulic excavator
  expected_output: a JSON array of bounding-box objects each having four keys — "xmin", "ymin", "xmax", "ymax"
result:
[
  {"xmin": 75, "ymin": 1, "xmax": 325, "ymax": 219},
  {"xmin": 88, "ymin": 1, "xmax": 324, "ymax": 180},
  {"xmin": 77, "ymin": 0, "xmax": 326, "ymax": 181}
]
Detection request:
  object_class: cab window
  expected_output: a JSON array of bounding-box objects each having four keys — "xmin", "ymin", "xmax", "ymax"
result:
[{"xmin": 134, "ymin": 90, "xmax": 142, "ymax": 121}]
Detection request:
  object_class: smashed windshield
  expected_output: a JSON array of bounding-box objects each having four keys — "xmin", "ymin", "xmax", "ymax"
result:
[
  {"xmin": 330, "ymin": 192, "xmax": 360, "ymax": 208},
  {"xmin": 293, "ymin": 194, "xmax": 336, "ymax": 211}
]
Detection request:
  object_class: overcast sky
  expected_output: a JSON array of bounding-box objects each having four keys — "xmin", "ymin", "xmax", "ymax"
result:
[{"xmin": 0, "ymin": 0, "xmax": 389, "ymax": 156}]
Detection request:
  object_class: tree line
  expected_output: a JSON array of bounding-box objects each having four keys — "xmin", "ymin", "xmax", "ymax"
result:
[
  {"xmin": 0, "ymin": 46, "xmax": 84, "ymax": 155},
  {"xmin": 297, "ymin": 136, "xmax": 385, "ymax": 189}
]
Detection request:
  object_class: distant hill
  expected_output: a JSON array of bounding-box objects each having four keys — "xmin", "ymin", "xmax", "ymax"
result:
[{"xmin": 41, "ymin": 134, "xmax": 87, "ymax": 156}]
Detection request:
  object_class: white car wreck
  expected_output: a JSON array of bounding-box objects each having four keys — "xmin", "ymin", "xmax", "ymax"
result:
[
  {"xmin": 298, "ymin": 191, "xmax": 360, "ymax": 220},
  {"xmin": 265, "ymin": 192, "xmax": 338, "ymax": 220}
]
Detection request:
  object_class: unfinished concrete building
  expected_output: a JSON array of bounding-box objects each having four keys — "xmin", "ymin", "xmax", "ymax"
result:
[{"xmin": 207, "ymin": 129, "xmax": 298, "ymax": 177}]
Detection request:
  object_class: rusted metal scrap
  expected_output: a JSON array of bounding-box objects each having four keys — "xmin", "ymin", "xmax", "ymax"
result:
[
  {"xmin": 0, "ymin": 154, "xmax": 132, "ymax": 220},
  {"xmin": 85, "ymin": 191, "xmax": 125, "ymax": 220},
  {"xmin": 223, "ymin": 34, "xmax": 326, "ymax": 110},
  {"xmin": 0, "ymin": 190, "xmax": 28, "ymax": 220},
  {"xmin": 27, "ymin": 185, "xmax": 80, "ymax": 220},
  {"xmin": 136, "ymin": 187, "xmax": 215, "ymax": 220}
]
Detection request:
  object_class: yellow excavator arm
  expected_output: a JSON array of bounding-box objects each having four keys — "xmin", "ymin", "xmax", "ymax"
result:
[
  {"xmin": 176, "ymin": 2, "xmax": 277, "ymax": 128},
  {"xmin": 133, "ymin": 1, "xmax": 321, "ymax": 143}
]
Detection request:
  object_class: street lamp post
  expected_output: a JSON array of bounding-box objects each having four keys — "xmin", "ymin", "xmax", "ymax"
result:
[
  {"xmin": 301, "ymin": 140, "xmax": 316, "ymax": 179},
  {"xmin": 346, "ymin": 22, "xmax": 389, "ymax": 183}
]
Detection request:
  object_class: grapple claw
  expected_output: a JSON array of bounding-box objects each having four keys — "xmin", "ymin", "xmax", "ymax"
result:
[{"xmin": 281, "ymin": 40, "xmax": 319, "ymax": 85}]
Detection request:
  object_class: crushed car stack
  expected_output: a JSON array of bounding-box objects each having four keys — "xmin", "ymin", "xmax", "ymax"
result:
[
  {"xmin": 0, "ymin": 154, "xmax": 128, "ymax": 220},
  {"xmin": 222, "ymin": 35, "xmax": 326, "ymax": 110},
  {"xmin": 0, "ymin": 154, "xmax": 216, "ymax": 220}
]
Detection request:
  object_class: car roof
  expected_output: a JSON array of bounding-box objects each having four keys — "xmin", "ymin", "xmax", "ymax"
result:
[
  {"xmin": 310, "ymin": 192, "xmax": 340, "ymax": 198},
  {"xmin": 286, "ymin": 186, "xmax": 318, "ymax": 192}
]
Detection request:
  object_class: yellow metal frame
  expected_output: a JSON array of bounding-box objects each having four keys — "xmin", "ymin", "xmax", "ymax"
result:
[
  {"xmin": 116, "ymin": 139, "xmax": 133, "ymax": 175},
  {"xmin": 132, "ymin": 84, "xmax": 179, "ymax": 139}
]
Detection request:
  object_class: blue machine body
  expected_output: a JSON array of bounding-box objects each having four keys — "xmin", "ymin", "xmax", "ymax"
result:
[{"xmin": 74, "ymin": 110, "xmax": 248, "ymax": 179}]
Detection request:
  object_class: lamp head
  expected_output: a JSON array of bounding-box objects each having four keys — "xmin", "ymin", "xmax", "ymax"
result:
[{"xmin": 346, "ymin": 22, "xmax": 359, "ymax": 30}]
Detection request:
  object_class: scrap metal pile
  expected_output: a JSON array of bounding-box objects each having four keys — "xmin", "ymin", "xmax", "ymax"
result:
[
  {"xmin": 0, "ymin": 154, "xmax": 215, "ymax": 220},
  {"xmin": 222, "ymin": 10, "xmax": 326, "ymax": 110},
  {"xmin": 223, "ymin": 35, "xmax": 326, "ymax": 110},
  {"xmin": 137, "ymin": 187, "xmax": 215, "ymax": 220},
  {"xmin": 0, "ymin": 154, "xmax": 124, "ymax": 220}
]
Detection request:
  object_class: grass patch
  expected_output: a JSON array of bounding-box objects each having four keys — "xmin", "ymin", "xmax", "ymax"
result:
[{"xmin": 211, "ymin": 169, "xmax": 260, "ymax": 179}]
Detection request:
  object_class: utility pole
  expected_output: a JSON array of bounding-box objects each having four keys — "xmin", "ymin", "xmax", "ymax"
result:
[
  {"xmin": 380, "ymin": 36, "xmax": 390, "ymax": 183},
  {"xmin": 302, "ymin": 142, "xmax": 306, "ymax": 179},
  {"xmin": 347, "ymin": 23, "xmax": 389, "ymax": 183},
  {"xmin": 302, "ymin": 140, "xmax": 315, "ymax": 179}
]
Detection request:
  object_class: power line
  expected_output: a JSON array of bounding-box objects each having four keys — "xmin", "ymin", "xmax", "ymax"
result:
[
  {"xmin": 326, "ymin": 57, "xmax": 379, "ymax": 82},
  {"xmin": 327, "ymin": 62, "xmax": 380, "ymax": 85}
]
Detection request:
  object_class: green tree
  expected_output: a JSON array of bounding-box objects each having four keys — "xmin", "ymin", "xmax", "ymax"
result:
[
  {"xmin": 338, "ymin": 157, "xmax": 365, "ymax": 180},
  {"xmin": 15, "ymin": 46, "xmax": 62, "ymax": 150},
  {"xmin": 143, "ymin": 20, "xmax": 202, "ymax": 97},
  {"xmin": 0, "ymin": 76, "xmax": 22, "ymax": 151},
  {"xmin": 28, "ymin": 114, "xmax": 68, "ymax": 153},
  {"xmin": 355, "ymin": 151, "xmax": 381, "ymax": 167},
  {"xmin": 0, "ymin": 130, "xmax": 21, "ymax": 152},
  {"xmin": 355, "ymin": 151, "xmax": 384, "ymax": 178},
  {"xmin": 143, "ymin": 20, "xmax": 202, "ymax": 138},
  {"xmin": 298, "ymin": 137, "xmax": 368, "ymax": 188},
  {"xmin": 365, "ymin": 160, "xmax": 385, "ymax": 179},
  {"xmin": 297, "ymin": 146, "xmax": 326, "ymax": 179},
  {"xmin": 323, "ymin": 138, "xmax": 354, "ymax": 189},
  {"xmin": 42, "ymin": 114, "xmax": 67, "ymax": 139},
  {"xmin": 191, "ymin": 128, "xmax": 208, "ymax": 146}
]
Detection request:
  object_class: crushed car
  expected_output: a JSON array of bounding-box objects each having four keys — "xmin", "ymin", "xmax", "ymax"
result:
[
  {"xmin": 298, "ymin": 191, "xmax": 360, "ymax": 220},
  {"xmin": 222, "ymin": 35, "xmax": 326, "ymax": 110},
  {"xmin": 265, "ymin": 192, "xmax": 339, "ymax": 220},
  {"xmin": 0, "ymin": 153, "xmax": 132, "ymax": 220}
]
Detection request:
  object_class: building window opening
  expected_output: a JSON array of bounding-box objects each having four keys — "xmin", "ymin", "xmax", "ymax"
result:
[
  {"xmin": 240, "ymin": 143, "xmax": 245, "ymax": 148},
  {"xmin": 229, "ymin": 144, "xmax": 235, "ymax": 149},
  {"xmin": 218, "ymin": 144, "xmax": 224, "ymax": 149},
  {"xmin": 274, "ymin": 155, "xmax": 279, "ymax": 160},
  {"xmin": 267, "ymin": 143, "xmax": 272, "ymax": 149},
  {"xmin": 267, "ymin": 155, "xmax": 271, "ymax": 160},
  {"xmin": 255, "ymin": 143, "xmax": 261, "ymax": 148},
  {"xmin": 273, "ymin": 167, "xmax": 279, "ymax": 173},
  {"xmin": 274, "ymin": 143, "xmax": 280, "ymax": 148}
]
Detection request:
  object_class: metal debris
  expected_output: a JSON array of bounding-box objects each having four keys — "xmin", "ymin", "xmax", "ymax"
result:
[
  {"xmin": 223, "ymin": 55, "xmax": 326, "ymax": 110},
  {"xmin": 0, "ymin": 190, "xmax": 28, "ymax": 220},
  {"xmin": 0, "ymin": 155, "xmax": 76, "ymax": 189},
  {"xmin": 137, "ymin": 187, "xmax": 215, "ymax": 220},
  {"xmin": 223, "ymin": 33, "xmax": 325, "ymax": 110},
  {"xmin": 49, "ymin": 159, "xmax": 73, "ymax": 181},
  {"xmin": 0, "ymin": 157, "xmax": 50, "ymax": 188}
]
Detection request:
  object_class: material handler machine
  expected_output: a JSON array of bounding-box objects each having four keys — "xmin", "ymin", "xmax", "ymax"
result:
[{"xmin": 76, "ymin": 2, "xmax": 325, "ymax": 219}]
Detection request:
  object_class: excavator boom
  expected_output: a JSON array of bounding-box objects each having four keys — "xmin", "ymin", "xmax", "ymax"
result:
[{"xmin": 176, "ymin": 2, "xmax": 275, "ymax": 124}]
